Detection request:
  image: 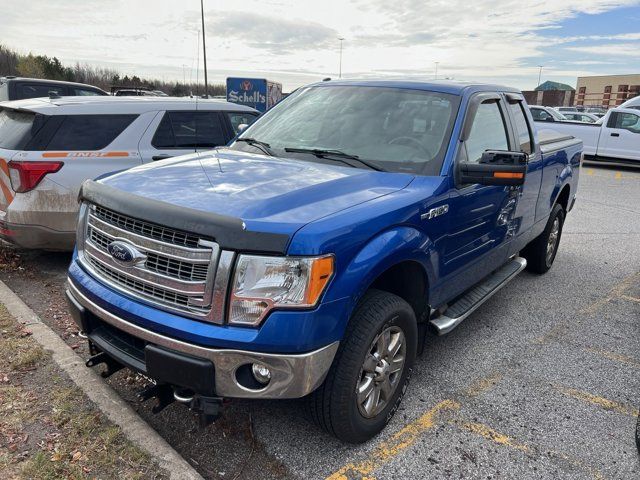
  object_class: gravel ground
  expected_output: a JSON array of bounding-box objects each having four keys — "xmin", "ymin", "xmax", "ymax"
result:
[{"xmin": 1, "ymin": 164, "xmax": 638, "ymax": 479}]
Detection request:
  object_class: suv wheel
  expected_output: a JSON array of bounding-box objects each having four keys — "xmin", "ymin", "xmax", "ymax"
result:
[{"xmin": 306, "ymin": 289, "xmax": 417, "ymax": 443}]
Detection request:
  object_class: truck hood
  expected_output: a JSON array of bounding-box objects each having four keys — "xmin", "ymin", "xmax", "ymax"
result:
[{"xmin": 100, "ymin": 149, "xmax": 414, "ymax": 237}]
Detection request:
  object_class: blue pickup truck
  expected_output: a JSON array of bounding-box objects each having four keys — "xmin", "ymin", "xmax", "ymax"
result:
[{"xmin": 65, "ymin": 81, "xmax": 581, "ymax": 443}]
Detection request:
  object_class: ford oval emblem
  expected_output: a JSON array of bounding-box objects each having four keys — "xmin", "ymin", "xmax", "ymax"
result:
[{"xmin": 106, "ymin": 241, "xmax": 144, "ymax": 267}]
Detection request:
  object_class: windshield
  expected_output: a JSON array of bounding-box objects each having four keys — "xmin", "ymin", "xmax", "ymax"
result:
[{"xmin": 230, "ymin": 85, "xmax": 461, "ymax": 175}]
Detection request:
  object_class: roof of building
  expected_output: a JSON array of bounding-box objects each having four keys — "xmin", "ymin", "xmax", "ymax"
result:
[{"xmin": 534, "ymin": 81, "xmax": 575, "ymax": 92}]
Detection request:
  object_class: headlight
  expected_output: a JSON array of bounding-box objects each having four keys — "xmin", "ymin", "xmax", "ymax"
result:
[{"xmin": 228, "ymin": 254, "xmax": 334, "ymax": 326}]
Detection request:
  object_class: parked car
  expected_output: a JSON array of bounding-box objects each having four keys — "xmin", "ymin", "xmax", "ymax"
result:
[
  {"xmin": 0, "ymin": 96, "xmax": 259, "ymax": 250},
  {"xmin": 529, "ymin": 105, "xmax": 567, "ymax": 122},
  {"xmin": 0, "ymin": 77, "xmax": 107, "ymax": 102},
  {"xmin": 65, "ymin": 80, "xmax": 582, "ymax": 443},
  {"xmin": 562, "ymin": 112, "xmax": 600, "ymax": 123},
  {"xmin": 534, "ymin": 106, "xmax": 639, "ymax": 167},
  {"xmin": 556, "ymin": 106, "xmax": 578, "ymax": 113}
]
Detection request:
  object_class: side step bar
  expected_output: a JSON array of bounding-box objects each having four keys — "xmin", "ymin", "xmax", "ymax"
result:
[{"xmin": 430, "ymin": 257, "xmax": 527, "ymax": 335}]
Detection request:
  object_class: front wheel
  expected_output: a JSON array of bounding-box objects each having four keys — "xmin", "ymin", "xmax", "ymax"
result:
[
  {"xmin": 521, "ymin": 203, "xmax": 565, "ymax": 274},
  {"xmin": 306, "ymin": 289, "xmax": 417, "ymax": 443}
]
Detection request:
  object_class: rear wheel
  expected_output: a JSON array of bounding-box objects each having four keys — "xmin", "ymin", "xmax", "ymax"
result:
[
  {"xmin": 306, "ymin": 289, "xmax": 417, "ymax": 443},
  {"xmin": 521, "ymin": 203, "xmax": 565, "ymax": 274}
]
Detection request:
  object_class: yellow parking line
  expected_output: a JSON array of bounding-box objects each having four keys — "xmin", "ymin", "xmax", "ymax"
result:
[
  {"xmin": 459, "ymin": 422, "xmax": 530, "ymax": 452},
  {"xmin": 621, "ymin": 294, "xmax": 640, "ymax": 304},
  {"xmin": 580, "ymin": 272, "xmax": 640, "ymax": 315},
  {"xmin": 555, "ymin": 386, "xmax": 639, "ymax": 417},
  {"xmin": 464, "ymin": 372, "xmax": 503, "ymax": 397},
  {"xmin": 325, "ymin": 399, "xmax": 460, "ymax": 480},
  {"xmin": 615, "ymin": 172, "xmax": 622, "ymax": 179},
  {"xmin": 587, "ymin": 169, "xmax": 594, "ymax": 175},
  {"xmin": 586, "ymin": 348, "xmax": 640, "ymax": 368}
]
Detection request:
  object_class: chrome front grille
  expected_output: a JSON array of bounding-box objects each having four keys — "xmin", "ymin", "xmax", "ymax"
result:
[
  {"xmin": 93, "ymin": 205, "xmax": 203, "ymax": 248},
  {"xmin": 79, "ymin": 204, "xmax": 232, "ymax": 324}
]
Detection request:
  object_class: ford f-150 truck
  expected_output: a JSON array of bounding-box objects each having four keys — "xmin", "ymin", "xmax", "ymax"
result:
[
  {"xmin": 534, "ymin": 106, "xmax": 639, "ymax": 167},
  {"xmin": 65, "ymin": 81, "xmax": 582, "ymax": 443}
]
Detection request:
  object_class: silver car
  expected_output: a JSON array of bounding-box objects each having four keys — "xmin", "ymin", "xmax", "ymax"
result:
[{"xmin": 0, "ymin": 96, "xmax": 258, "ymax": 250}]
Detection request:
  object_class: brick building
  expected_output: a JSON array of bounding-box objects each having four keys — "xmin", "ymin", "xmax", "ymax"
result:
[{"xmin": 576, "ymin": 74, "xmax": 640, "ymax": 108}]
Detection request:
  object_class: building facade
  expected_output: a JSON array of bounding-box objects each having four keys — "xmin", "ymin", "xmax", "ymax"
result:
[
  {"xmin": 576, "ymin": 74, "xmax": 640, "ymax": 108},
  {"xmin": 522, "ymin": 89, "xmax": 574, "ymax": 107}
]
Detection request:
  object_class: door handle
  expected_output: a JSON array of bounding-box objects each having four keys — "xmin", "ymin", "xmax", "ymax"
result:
[
  {"xmin": 610, "ymin": 133, "xmax": 620, "ymax": 137},
  {"xmin": 152, "ymin": 154, "xmax": 172, "ymax": 161}
]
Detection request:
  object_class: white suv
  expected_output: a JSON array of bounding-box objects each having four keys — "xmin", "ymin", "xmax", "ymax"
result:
[{"xmin": 0, "ymin": 96, "xmax": 258, "ymax": 250}]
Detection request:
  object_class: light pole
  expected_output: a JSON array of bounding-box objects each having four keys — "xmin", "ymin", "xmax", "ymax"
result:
[
  {"xmin": 435, "ymin": 61, "xmax": 439, "ymax": 80},
  {"xmin": 537, "ymin": 65, "xmax": 543, "ymax": 87},
  {"xmin": 200, "ymin": 0, "xmax": 208, "ymax": 97},
  {"xmin": 338, "ymin": 37, "xmax": 345, "ymax": 78}
]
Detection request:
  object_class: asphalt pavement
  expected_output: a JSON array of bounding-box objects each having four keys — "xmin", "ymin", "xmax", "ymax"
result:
[{"xmin": 1, "ymin": 164, "xmax": 638, "ymax": 479}]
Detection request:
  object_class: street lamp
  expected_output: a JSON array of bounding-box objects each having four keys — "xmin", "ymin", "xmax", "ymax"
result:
[
  {"xmin": 537, "ymin": 65, "xmax": 543, "ymax": 87},
  {"xmin": 338, "ymin": 37, "xmax": 345, "ymax": 78},
  {"xmin": 200, "ymin": 0, "xmax": 208, "ymax": 97}
]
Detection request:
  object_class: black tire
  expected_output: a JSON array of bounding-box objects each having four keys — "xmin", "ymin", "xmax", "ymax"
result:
[
  {"xmin": 306, "ymin": 289, "xmax": 417, "ymax": 443},
  {"xmin": 521, "ymin": 203, "xmax": 565, "ymax": 274}
]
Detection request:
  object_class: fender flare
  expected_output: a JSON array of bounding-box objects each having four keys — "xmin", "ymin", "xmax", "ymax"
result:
[{"xmin": 326, "ymin": 225, "xmax": 435, "ymax": 327}]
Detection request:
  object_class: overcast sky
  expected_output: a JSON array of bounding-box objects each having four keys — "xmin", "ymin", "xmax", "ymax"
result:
[{"xmin": 2, "ymin": 0, "xmax": 640, "ymax": 91}]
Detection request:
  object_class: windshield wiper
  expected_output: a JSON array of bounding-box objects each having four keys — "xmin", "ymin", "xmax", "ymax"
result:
[
  {"xmin": 283, "ymin": 147, "xmax": 385, "ymax": 172},
  {"xmin": 235, "ymin": 137, "xmax": 274, "ymax": 156}
]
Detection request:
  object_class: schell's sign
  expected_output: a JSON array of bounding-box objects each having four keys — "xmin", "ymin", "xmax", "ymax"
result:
[{"xmin": 226, "ymin": 77, "xmax": 282, "ymax": 113}]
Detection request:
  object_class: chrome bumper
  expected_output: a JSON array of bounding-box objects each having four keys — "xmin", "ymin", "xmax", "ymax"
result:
[{"xmin": 67, "ymin": 279, "xmax": 339, "ymax": 399}]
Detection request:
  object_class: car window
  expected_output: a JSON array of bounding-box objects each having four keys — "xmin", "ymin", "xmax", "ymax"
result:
[
  {"xmin": 45, "ymin": 114, "xmax": 137, "ymax": 150},
  {"xmin": 152, "ymin": 111, "xmax": 226, "ymax": 149},
  {"xmin": 530, "ymin": 108, "xmax": 548, "ymax": 121},
  {"xmin": 508, "ymin": 102, "xmax": 533, "ymax": 154},
  {"xmin": 0, "ymin": 109, "xmax": 37, "ymax": 149},
  {"xmin": 18, "ymin": 83, "xmax": 65, "ymax": 100},
  {"xmin": 465, "ymin": 101, "xmax": 509, "ymax": 163},
  {"xmin": 227, "ymin": 112, "xmax": 258, "ymax": 134},
  {"xmin": 73, "ymin": 88, "xmax": 102, "ymax": 96},
  {"xmin": 609, "ymin": 112, "xmax": 640, "ymax": 133}
]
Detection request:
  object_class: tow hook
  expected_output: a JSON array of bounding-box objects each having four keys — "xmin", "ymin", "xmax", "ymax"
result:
[
  {"xmin": 85, "ymin": 351, "xmax": 123, "ymax": 378},
  {"xmin": 137, "ymin": 383, "xmax": 223, "ymax": 427}
]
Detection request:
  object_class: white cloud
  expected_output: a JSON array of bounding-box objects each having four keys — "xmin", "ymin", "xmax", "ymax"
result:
[
  {"xmin": 567, "ymin": 42, "xmax": 640, "ymax": 56},
  {"xmin": 0, "ymin": 0, "xmax": 638, "ymax": 90}
]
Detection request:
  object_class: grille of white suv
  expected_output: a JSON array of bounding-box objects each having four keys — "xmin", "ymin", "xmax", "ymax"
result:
[{"xmin": 79, "ymin": 204, "xmax": 229, "ymax": 323}]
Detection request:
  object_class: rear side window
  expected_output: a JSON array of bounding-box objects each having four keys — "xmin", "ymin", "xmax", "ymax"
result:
[
  {"xmin": 17, "ymin": 83, "xmax": 65, "ymax": 100},
  {"xmin": 152, "ymin": 111, "xmax": 226, "ymax": 148},
  {"xmin": 227, "ymin": 112, "xmax": 258, "ymax": 134},
  {"xmin": 46, "ymin": 115, "xmax": 137, "ymax": 151},
  {"xmin": 465, "ymin": 101, "xmax": 509, "ymax": 163},
  {"xmin": 0, "ymin": 109, "xmax": 37, "ymax": 150},
  {"xmin": 508, "ymin": 102, "xmax": 533, "ymax": 154}
]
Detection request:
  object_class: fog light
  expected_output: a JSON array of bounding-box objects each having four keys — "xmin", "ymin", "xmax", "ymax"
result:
[{"xmin": 251, "ymin": 363, "xmax": 271, "ymax": 385}]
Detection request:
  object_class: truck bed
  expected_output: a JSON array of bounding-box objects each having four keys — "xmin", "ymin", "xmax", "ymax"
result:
[{"xmin": 537, "ymin": 128, "xmax": 583, "ymax": 155}]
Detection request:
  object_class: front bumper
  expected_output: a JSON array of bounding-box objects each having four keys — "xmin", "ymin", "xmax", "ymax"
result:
[{"xmin": 66, "ymin": 279, "xmax": 339, "ymax": 399}]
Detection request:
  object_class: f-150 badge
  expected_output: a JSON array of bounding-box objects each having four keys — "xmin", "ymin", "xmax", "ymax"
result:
[{"xmin": 422, "ymin": 204, "xmax": 449, "ymax": 220}]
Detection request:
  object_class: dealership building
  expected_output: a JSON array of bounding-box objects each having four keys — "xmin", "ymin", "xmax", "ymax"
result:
[{"xmin": 575, "ymin": 74, "xmax": 640, "ymax": 108}]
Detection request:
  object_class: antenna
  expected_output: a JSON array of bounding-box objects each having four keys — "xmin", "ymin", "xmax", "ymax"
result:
[{"xmin": 200, "ymin": 0, "xmax": 209, "ymax": 98}]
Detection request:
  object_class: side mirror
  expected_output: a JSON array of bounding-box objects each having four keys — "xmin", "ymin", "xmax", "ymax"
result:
[
  {"xmin": 459, "ymin": 150, "xmax": 528, "ymax": 186},
  {"xmin": 237, "ymin": 123, "xmax": 249, "ymax": 134}
]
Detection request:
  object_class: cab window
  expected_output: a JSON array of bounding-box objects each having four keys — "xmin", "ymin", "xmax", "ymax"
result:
[
  {"xmin": 608, "ymin": 112, "xmax": 640, "ymax": 133},
  {"xmin": 465, "ymin": 101, "xmax": 509, "ymax": 163},
  {"xmin": 508, "ymin": 102, "xmax": 533, "ymax": 154}
]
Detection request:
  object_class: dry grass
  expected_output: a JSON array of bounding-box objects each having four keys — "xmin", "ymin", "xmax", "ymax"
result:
[{"xmin": 0, "ymin": 304, "xmax": 167, "ymax": 479}]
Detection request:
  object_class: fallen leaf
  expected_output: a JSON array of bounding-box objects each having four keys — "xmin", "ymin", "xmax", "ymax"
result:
[{"xmin": 72, "ymin": 451, "xmax": 82, "ymax": 462}]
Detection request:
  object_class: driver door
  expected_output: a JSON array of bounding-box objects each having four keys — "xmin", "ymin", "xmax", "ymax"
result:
[{"xmin": 440, "ymin": 94, "xmax": 515, "ymax": 298}]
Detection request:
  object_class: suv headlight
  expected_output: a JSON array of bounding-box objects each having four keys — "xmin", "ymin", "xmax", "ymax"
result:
[{"xmin": 228, "ymin": 254, "xmax": 334, "ymax": 326}]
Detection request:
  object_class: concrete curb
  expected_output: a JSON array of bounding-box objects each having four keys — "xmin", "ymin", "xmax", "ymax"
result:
[{"xmin": 0, "ymin": 280, "xmax": 204, "ymax": 480}]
